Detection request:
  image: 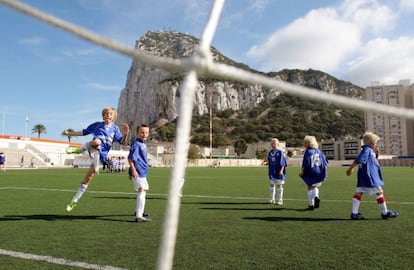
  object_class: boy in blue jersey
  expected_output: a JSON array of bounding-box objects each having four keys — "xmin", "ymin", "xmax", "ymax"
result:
[
  {"xmin": 299, "ymin": 135, "xmax": 328, "ymax": 210},
  {"xmin": 266, "ymin": 138, "xmax": 287, "ymax": 205},
  {"xmin": 128, "ymin": 124, "xmax": 151, "ymax": 222},
  {"xmin": 63, "ymin": 107, "xmax": 129, "ymax": 212},
  {"xmin": 346, "ymin": 132, "xmax": 399, "ymax": 220}
]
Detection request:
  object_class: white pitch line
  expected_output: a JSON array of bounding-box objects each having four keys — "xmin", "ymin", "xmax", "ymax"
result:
[
  {"xmin": 0, "ymin": 186, "xmax": 136, "ymax": 195},
  {"xmin": 1, "ymin": 186, "xmax": 413, "ymax": 205},
  {"xmin": 0, "ymin": 249, "xmax": 128, "ymax": 270}
]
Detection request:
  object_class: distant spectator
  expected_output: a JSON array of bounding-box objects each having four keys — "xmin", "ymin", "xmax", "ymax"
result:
[
  {"xmin": 30, "ymin": 157, "xmax": 35, "ymax": 168},
  {"xmin": 118, "ymin": 156, "xmax": 126, "ymax": 172},
  {"xmin": 20, "ymin": 155, "xmax": 24, "ymax": 168},
  {"xmin": 0, "ymin": 152, "xmax": 6, "ymax": 172},
  {"xmin": 103, "ymin": 156, "xmax": 110, "ymax": 172}
]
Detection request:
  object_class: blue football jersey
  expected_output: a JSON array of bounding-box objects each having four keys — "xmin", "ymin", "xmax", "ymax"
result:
[
  {"xmin": 301, "ymin": 147, "xmax": 328, "ymax": 185},
  {"xmin": 267, "ymin": 149, "xmax": 287, "ymax": 180},
  {"xmin": 83, "ymin": 121, "xmax": 124, "ymax": 162},
  {"xmin": 355, "ymin": 145, "xmax": 384, "ymax": 187},
  {"xmin": 128, "ymin": 138, "xmax": 149, "ymax": 178}
]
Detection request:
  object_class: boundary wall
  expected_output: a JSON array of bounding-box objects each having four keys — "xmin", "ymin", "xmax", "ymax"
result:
[{"xmin": 1, "ymin": 135, "xmax": 412, "ymax": 168}]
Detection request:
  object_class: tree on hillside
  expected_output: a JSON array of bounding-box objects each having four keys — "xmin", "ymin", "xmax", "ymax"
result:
[
  {"xmin": 188, "ymin": 144, "xmax": 201, "ymax": 159},
  {"xmin": 256, "ymin": 149, "xmax": 268, "ymax": 160},
  {"xmin": 32, "ymin": 124, "xmax": 47, "ymax": 138},
  {"xmin": 233, "ymin": 139, "xmax": 247, "ymax": 157}
]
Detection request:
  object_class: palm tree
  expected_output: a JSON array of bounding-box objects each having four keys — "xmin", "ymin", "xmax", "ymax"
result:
[
  {"xmin": 63, "ymin": 128, "xmax": 77, "ymax": 142},
  {"xmin": 32, "ymin": 124, "xmax": 47, "ymax": 138}
]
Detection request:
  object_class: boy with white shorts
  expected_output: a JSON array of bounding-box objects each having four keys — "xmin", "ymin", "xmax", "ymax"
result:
[
  {"xmin": 346, "ymin": 132, "xmax": 399, "ymax": 220},
  {"xmin": 128, "ymin": 124, "xmax": 151, "ymax": 223}
]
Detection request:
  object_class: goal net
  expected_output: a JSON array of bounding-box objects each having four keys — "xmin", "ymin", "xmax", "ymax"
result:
[{"xmin": 1, "ymin": 1, "xmax": 413, "ymax": 270}]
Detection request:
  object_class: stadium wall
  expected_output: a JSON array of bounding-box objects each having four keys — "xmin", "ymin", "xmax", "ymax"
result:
[
  {"xmin": 0, "ymin": 135, "xmax": 81, "ymax": 168},
  {"xmin": 1, "ymin": 136, "xmax": 409, "ymax": 168}
]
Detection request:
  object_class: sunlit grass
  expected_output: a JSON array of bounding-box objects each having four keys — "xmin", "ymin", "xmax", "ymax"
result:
[{"xmin": 0, "ymin": 166, "xmax": 412, "ymax": 269}]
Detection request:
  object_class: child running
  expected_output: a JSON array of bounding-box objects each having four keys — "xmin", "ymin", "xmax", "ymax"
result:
[
  {"xmin": 63, "ymin": 106, "xmax": 129, "ymax": 212},
  {"xmin": 0, "ymin": 152, "xmax": 5, "ymax": 172}
]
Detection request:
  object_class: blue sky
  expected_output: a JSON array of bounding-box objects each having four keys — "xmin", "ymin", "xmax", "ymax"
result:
[{"xmin": 1, "ymin": 0, "xmax": 414, "ymax": 142}]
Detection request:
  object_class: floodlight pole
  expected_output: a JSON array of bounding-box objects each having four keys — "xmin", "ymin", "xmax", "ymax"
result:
[
  {"xmin": 25, "ymin": 116, "xmax": 29, "ymax": 138},
  {"xmin": 1, "ymin": 111, "xmax": 5, "ymax": 136}
]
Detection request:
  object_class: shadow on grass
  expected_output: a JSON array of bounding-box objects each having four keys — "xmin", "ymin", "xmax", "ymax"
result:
[
  {"xmin": 199, "ymin": 207, "xmax": 296, "ymax": 211},
  {"xmin": 182, "ymin": 201, "xmax": 278, "ymax": 205},
  {"xmin": 0, "ymin": 214, "xmax": 138, "ymax": 223},
  {"xmin": 93, "ymin": 195, "xmax": 134, "ymax": 200},
  {"xmin": 182, "ymin": 200, "xmax": 293, "ymax": 211},
  {"xmin": 93, "ymin": 195, "xmax": 165, "ymax": 201},
  {"xmin": 244, "ymin": 216, "xmax": 350, "ymax": 222},
  {"xmin": 186, "ymin": 201, "xmax": 300, "ymax": 211}
]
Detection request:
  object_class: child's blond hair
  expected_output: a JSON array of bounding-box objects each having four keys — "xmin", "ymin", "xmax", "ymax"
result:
[
  {"xmin": 304, "ymin": 135, "xmax": 318, "ymax": 148},
  {"xmin": 102, "ymin": 107, "xmax": 117, "ymax": 121},
  {"xmin": 362, "ymin": 132, "xmax": 380, "ymax": 145}
]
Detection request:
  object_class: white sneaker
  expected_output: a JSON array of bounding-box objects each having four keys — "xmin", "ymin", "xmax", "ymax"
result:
[
  {"xmin": 135, "ymin": 217, "xmax": 152, "ymax": 223},
  {"xmin": 276, "ymin": 200, "xmax": 283, "ymax": 205},
  {"xmin": 269, "ymin": 199, "xmax": 275, "ymax": 204}
]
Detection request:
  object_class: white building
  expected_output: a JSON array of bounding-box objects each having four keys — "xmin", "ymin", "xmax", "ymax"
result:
[{"xmin": 365, "ymin": 80, "xmax": 414, "ymax": 155}]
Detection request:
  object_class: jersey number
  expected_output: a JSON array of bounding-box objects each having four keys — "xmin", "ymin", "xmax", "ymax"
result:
[{"xmin": 310, "ymin": 153, "xmax": 321, "ymax": 168}]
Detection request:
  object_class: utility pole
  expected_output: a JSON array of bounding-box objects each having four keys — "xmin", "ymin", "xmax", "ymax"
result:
[
  {"xmin": 25, "ymin": 116, "xmax": 29, "ymax": 138},
  {"xmin": 1, "ymin": 111, "xmax": 5, "ymax": 136},
  {"xmin": 209, "ymin": 90, "xmax": 213, "ymax": 166}
]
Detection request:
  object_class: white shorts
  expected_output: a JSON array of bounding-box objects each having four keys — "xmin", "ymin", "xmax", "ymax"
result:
[
  {"xmin": 270, "ymin": 179, "xmax": 285, "ymax": 185},
  {"xmin": 311, "ymin": 182, "xmax": 323, "ymax": 188},
  {"xmin": 132, "ymin": 176, "xmax": 149, "ymax": 191},
  {"xmin": 356, "ymin": 186, "xmax": 383, "ymax": 195}
]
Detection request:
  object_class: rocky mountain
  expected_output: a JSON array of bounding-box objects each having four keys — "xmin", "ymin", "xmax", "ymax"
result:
[{"xmin": 116, "ymin": 30, "xmax": 365, "ymax": 143}]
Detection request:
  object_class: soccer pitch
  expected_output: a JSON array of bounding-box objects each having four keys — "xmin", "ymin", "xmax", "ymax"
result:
[{"xmin": 0, "ymin": 166, "xmax": 413, "ymax": 270}]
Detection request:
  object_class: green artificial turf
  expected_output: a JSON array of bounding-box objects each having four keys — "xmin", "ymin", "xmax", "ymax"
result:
[{"xmin": 0, "ymin": 166, "xmax": 412, "ymax": 269}]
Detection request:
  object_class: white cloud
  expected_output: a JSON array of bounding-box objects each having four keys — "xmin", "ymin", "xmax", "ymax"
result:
[
  {"xmin": 54, "ymin": 47, "xmax": 113, "ymax": 65},
  {"xmin": 399, "ymin": 0, "xmax": 414, "ymax": 11},
  {"xmin": 59, "ymin": 47, "xmax": 98, "ymax": 57},
  {"xmin": 343, "ymin": 37, "xmax": 414, "ymax": 86},
  {"xmin": 245, "ymin": 0, "xmax": 414, "ymax": 87},
  {"xmin": 84, "ymin": 82, "xmax": 121, "ymax": 91},
  {"xmin": 246, "ymin": 8, "xmax": 360, "ymax": 71},
  {"xmin": 18, "ymin": 37, "xmax": 46, "ymax": 45},
  {"xmin": 250, "ymin": 0, "xmax": 270, "ymax": 12},
  {"xmin": 182, "ymin": 0, "xmax": 210, "ymax": 22},
  {"xmin": 220, "ymin": 0, "xmax": 270, "ymax": 30},
  {"xmin": 339, "ymin": 0, "xmax": 396, "ymax": 34}
]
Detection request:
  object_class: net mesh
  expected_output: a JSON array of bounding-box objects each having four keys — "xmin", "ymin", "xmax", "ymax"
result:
[{"xmin": 1, "ymin": 0, "xmax": 413, "ymax": 269}]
